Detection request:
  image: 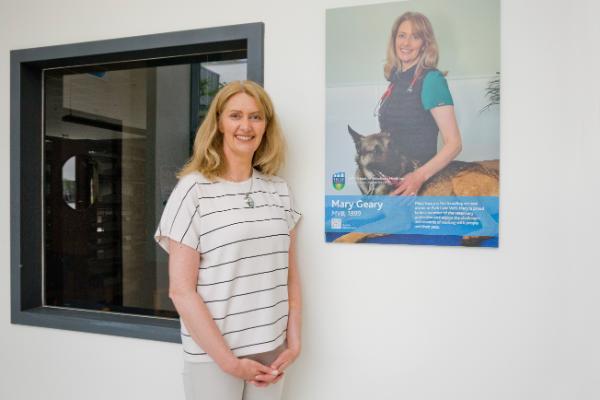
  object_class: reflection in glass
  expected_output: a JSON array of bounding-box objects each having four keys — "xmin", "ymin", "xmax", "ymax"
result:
[
  {"xmin": 44, "ymin": 56, "xmax": 247, "ymax": 317},
  {"xmin": 62, "ymin": 155, "xmax": 97, "ymax": 210}
]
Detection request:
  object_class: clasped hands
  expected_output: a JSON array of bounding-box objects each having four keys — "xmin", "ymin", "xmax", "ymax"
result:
[{"xmin": 227, "ymin": 347, "xmax": 299, "ymax": 388}]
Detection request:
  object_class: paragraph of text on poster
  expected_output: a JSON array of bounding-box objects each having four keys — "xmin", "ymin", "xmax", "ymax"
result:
[{"xmin": 414, "ymin": 200, "xmax": 482, "ymax": 230}]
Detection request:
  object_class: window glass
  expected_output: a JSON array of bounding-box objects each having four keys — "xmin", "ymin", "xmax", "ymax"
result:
[{"xmin": 43, "ymin": 58, "xmax": 247, "ymax": 317}]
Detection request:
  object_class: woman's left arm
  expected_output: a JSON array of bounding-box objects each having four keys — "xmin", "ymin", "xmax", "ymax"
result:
[
  {"xmin": 268, "ymin": 227, "xmax": 301, "ymax": 382},
  {"xmin": 392, "ymin": 105, "xmax": 462, "ymax": 195}
]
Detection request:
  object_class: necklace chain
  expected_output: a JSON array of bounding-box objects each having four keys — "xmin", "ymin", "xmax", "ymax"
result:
[{"xmin": 244, "ymin": 172, "xmax": 255, "ymax": 208}]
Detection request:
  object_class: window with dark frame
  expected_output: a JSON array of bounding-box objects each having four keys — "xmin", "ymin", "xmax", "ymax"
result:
[{"xmin": 11, "ymin": 24, "xmax": 264, "ymax": 342}]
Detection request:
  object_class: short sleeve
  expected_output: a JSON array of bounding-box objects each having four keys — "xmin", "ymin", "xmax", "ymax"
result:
[
  {"xmin": 421, "ymin": 70, "xmax": 454, "ymax": 110},
  {"xmin": 154, "ymin": 174, "xmax": 202, "ymax": 253},
  {"xmin": 284, "ymin": 183, "xmax": 302, "ymax": 231}
]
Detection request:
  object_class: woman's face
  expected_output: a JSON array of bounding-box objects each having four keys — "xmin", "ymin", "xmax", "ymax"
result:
[
  {"xmin": 218, "ymin": 92, "xmax": 267, "ymax": 160},
  {"xmin": 395, "ymin": 20, "xmax": 424, "ymax": 70}
]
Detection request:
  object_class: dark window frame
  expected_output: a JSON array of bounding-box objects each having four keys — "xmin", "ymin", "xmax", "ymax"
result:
[{"xmin": 10, "ymin": 23, "xmax": 264, "ymax": 343}]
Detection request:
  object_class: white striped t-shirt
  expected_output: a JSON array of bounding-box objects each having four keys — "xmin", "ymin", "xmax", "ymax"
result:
[{"xmin": 154, "ymin": 169, "xmax": 301, "ymax": 363}]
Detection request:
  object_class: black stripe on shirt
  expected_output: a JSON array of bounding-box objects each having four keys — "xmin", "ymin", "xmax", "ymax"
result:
[
  {"xmin": 182, "ymin": 315, "xmax": 289, "ymax": 338},
  {"xmin": 200, "ymin": 250, "xmax": 289, "ymax": 270},
  {"xmin": 168, "ymin": 182, "xmax": 197, "ymax": 234},
  {"xmin": 288, "ymin": 208, "xmax": 302, "ymax": 216},
  {"xmin": 197, "ymin": 266, "xmax": 288, "ymax": 287},
  {"xmin": 183, "ymin": 329, "xmax": 287, "ymax": 356},
  {"xmin": 222, "ymin": 314, "xmax": 288, "ymax": 337},
  {"xmin": 212, "ymin": 299, "xmax": 289, "ymax": 321},
  {"xmin": 180, "ymin": 204, "xmax": 200, "ymax": 243},
  {"xmin": 180, "ymin": 299, "xmax": 289, "ymax": 336},
  {"xmin": 203, "ymin": 284, "xmax": 288, "ymax": 304},
  {"xmin": 202, "ymin": 233, "xmax": 290, "ymax": 255},
  {"xmin": 230, "ymin": 329, "xmax": 287, "ymax": 351},
  {"xmin": 200, "ymin": 203, "xmax": 286, "ymax": 218},
  {"xmin": 200, "ymin": 217, "xmax": 286, "ymax": 238},
  {"xmin": 198, "ymin": 190, "xmax": 288, "ymax": 200},
  {"xmin": 255, "ymin": 177, "xmax": 285, "ymax": 184}
]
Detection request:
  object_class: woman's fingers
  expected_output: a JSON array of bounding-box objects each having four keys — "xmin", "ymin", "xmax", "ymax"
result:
[
  {"xmin": 271, "ymin": 349, "xmax": 298, "ymax": 373},
  {"xmin": 234, "ymin": 358, "xmax": 284, "ymax": 387},
  {"xmin": 237, "ymin": 358, "xmax": 277, "ymax": 382},
  {"xmin": 248, "ymin": 380, "xmax": 269, "ymax": 387},
  {"xmin": 401, "ymin": 172, "xmax": 425, "ymax": 194},
  {"xmin": 390, "ymin": 179, "xmax": 406, "ymax": 195},
  {"xmin": 391, "ymin": 176, "xmax": 421, "ymax": 196},
  {"xmin": 271, "ymin": 372, "xmax": 285, "ymax": 384},
  {"xmin": 241, "ymin": 351, "xmax": 293, "ymax": 387},
  {"xmin": 249, "ymin": 361, "xmax": 279, "ymax": 385},
  {"xmin": 391, "ymin": 184, "xmax": 408, "ymax": 195},
  {"xmin": 248, "ymin": 370, "xmax": 284, "ymax": 387},
  {"xmin": 269, "ymin": 352, "xmax": 288, "ymax": 371},
  {"xmin": 256, "ymin": 362, "xmax": 279, "ymax": 376},
  {"xmin": 253, "ymin": 373, "xmax": 278, "ymax": 383}
]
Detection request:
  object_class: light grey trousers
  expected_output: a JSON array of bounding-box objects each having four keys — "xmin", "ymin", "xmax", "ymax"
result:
[{"xmin": 182, "ymin": 344, "xmax": 286, "ymax": 400}]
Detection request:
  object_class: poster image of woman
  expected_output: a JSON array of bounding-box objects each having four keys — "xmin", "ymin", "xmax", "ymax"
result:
[{"xmin": 325, "ymin": 0, "xmax": 500, "ymax": 247}]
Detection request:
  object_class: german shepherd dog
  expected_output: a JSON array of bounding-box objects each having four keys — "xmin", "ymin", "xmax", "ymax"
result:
[{"xmin": 334, "ymin": 126, "xmax": 499, "ymax": 245}]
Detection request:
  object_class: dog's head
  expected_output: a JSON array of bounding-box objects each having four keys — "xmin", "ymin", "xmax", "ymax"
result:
[
  {"xmin": 348, "ymin": 126, "xmax": 393, "ymax": 171},
  {"xmin": 348, "ymin": 125, "xmax": 415, "ymax": 194},
  {"xmin": 348, "ymin": 125, "xmax": 412, "ymax": 176}
]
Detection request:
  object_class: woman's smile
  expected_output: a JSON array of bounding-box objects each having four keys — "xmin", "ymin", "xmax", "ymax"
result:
[{"xmin": 234, "ymin": 134, "xmax": 255, "ymax": 141}]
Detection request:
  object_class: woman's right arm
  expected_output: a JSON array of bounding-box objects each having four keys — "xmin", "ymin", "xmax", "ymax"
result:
[{"xmin": 168, "ymin": 239, "xmax": 280, "ymax": 382}]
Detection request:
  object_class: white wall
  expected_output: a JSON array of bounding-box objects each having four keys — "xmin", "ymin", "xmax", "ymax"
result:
[{"xmin": 1, "ymin": 1, "xmax": 599, "ymax": 399}]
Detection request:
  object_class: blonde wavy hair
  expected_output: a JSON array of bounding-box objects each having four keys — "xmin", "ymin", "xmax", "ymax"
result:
[
  {"xmin": 178, "ymin": 80, "xmax": 286, "ymax": 180},
  {"xmin": 384, "ymin": 12, "xmax": 439, "ymax": 81}
]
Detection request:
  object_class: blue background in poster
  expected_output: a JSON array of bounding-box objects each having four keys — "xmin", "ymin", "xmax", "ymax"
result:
[{"xmin": 325, "ymin": 196, "xmax": 499, "ymax": 237}]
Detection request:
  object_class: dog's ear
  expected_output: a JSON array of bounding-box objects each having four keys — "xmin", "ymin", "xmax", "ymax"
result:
[{"xmin": 348, "ymin": 125, "xmax": 364, "ymax": 151}]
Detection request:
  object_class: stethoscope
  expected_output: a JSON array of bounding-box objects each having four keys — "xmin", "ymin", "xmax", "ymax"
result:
[{"xmin": 372, "ymin": 69, "xmax": 419, "ymax": 117}]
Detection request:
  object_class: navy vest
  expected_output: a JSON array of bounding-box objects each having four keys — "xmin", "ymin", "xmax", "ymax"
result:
[{"xmin": 378, "ymin": 65, "xmax": 439, "ymax": 165}]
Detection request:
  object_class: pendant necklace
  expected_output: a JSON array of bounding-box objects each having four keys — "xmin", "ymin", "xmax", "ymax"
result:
[{"xmin": 244, "ymin": 172, "xmax": 255, "ymax": 208}]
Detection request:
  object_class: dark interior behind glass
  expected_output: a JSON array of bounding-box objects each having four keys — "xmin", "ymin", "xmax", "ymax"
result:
[{"xmin": 43, "ymin": 52, "xmax": 248, "ymax": 317}]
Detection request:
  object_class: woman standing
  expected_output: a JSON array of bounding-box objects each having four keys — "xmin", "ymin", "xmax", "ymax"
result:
[
  {"xmin": 155, "ymin": 81, "xmax": 301, "ymax": 400},
  {"xmin": 377, "ymin": 11, "xmax": 462, "ymax": 195}
]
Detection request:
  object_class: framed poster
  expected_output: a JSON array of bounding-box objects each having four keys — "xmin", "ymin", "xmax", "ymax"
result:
[{"xmin": 325, "ymin": 0, "xmax": 500, "ymax": 247}]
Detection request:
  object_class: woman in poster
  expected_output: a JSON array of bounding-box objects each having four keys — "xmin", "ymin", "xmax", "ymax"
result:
[{"xmin": 376, "ymin": 11, "xmax": 462, "ymax": 196}]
